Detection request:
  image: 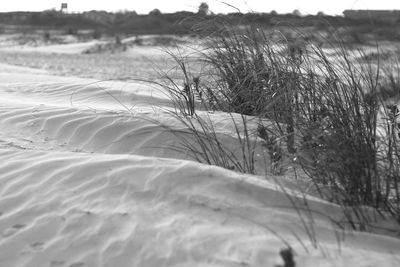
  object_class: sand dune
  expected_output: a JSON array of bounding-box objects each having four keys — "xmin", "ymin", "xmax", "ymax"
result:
[
  {"xmin": 0, "ymin": 149, "xmax": 399, "ymax": 267},
  {"xmin": 0, "ymin": 62, "xmax": 399, "ymax": 266},
  {"xmin": 0, "ymin": 40, "xmax": 105, "ymax": 54}
]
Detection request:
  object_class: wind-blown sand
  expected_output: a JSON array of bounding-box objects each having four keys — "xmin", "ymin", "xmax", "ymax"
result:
[{"xmin": 0, "ymin": 54, "xmax": 399, "ymax": 267}]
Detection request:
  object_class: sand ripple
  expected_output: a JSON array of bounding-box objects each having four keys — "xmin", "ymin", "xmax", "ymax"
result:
[{"xmin": 0, "ymin": 65, "xmax": 399, "ymax": 266}]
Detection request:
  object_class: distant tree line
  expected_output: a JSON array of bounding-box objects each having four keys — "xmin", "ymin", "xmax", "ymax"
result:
[{"xmin": 0, "ymin": 7, "xmax": 399, "ymax": 35}]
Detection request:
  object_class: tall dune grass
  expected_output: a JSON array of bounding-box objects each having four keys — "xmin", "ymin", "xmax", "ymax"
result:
[
  {"xmin": 138, "ymin": 52, "xmax": 265, "ymax": 174},
  {"xmin": 150, "ymin": 18, "xmax": 400, "ymax": 229}
]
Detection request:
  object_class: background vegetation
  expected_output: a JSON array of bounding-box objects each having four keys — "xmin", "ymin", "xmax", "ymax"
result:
[{"xmin": 1, "ymin": 8, "xmax": 400, "ymax": 41}]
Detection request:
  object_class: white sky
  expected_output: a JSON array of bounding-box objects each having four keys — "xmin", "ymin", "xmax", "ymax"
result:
[{"xmin": 1, "ymin": 0, "xmax": 400, "ymax": 15}]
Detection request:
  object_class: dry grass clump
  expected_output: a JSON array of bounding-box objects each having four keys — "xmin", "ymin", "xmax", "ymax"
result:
[
  {"xmin": 141, "ymin": 51, "xmax": 264, "ymax": 174},
  {"xmin": 152, "ymin": 18, "xmax": 400, "ymax": 230}
]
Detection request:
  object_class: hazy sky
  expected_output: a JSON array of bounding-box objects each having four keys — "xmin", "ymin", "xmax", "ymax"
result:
[{"xmin": 2, "ymin": 0, "xmax": 400, "ymax": 15}]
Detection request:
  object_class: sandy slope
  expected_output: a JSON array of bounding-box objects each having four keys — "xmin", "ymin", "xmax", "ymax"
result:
[
  {"xmin": 0, "ymin": 40, "xmax": 104, "ymax": 54},
  {"xmin": 0, "ymin": 63, "xmax": 400, "ymax": 267}
]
